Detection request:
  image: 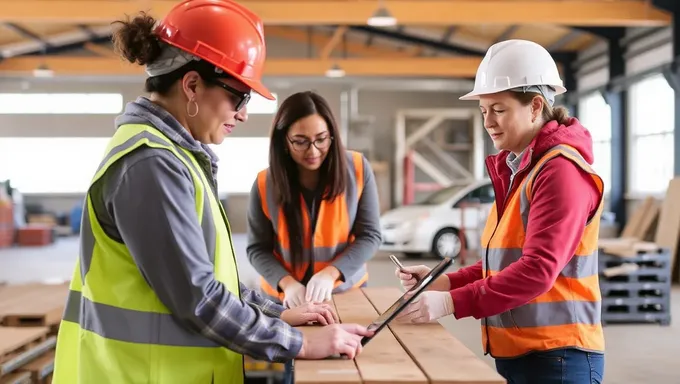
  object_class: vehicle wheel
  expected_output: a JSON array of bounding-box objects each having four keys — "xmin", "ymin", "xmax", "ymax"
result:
[{"xmin": 431, "ymin": 228, "xmax": 463, "ymax": 259}]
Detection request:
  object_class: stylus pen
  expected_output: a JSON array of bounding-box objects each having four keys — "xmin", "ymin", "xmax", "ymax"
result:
[{"xmin": 390, "ymin": 254, "xmax": 420, "ymax": 282}]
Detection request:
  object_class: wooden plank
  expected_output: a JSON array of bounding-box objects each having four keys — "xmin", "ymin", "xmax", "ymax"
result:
[
  {"xmin": 295, "ymin": 299, "xmax": 361, "ymax": 384},
  {"xmin": 362, "ymin": 287, "xmax": 506, "ymax": 384},
  {"xmin": 333, "ymin": 289, "xmax": 428, "ymax": 384},
  {"xmin": 654, "ymin": 177, "xmax": 680, "ymax": 281}
]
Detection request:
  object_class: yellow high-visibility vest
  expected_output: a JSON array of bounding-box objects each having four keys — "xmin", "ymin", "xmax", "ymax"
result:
[{"xmin": 52, "ymin": 124, "xmax": 243, "ymax": 384}]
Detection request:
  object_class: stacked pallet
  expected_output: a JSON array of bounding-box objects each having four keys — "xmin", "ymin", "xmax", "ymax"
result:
[
  {"xmin": 599, "ymin": 248, "xmax": 672, "ymax": 326},
  {"xmin": 0, "ymin": 283, "xmax": 69, "ymax": 384},
  {"xmin": 599, "ymin": 177, "xmax": 680, "ymax": 283}
]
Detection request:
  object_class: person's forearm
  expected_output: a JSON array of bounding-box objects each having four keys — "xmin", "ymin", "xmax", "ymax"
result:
[
  {"xmin": 248, "ymin": 247, "xmax": 291, "ymax": 292},
  {"xmin": 241, "ymin": 283, "xmax": 285, "ymax": 318},
  {"xmin": 445, "ymin": 261, "xmax": 484, "ymax": 290}
]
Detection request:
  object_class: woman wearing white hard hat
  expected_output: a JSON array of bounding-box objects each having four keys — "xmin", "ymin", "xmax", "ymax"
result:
[{"xmin": 394, "ymin": 39, "xmax": 605, "ymax": 383}]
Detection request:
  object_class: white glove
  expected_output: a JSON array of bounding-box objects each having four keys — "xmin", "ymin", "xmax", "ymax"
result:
[
  {"xmin": 283, "ymin": 281, "xmax": 307, "ymax": 309},
  {"xmin": 305, "ymin": 272, "xmax": 335, "ymax": 303},
  {"xmin": 394, "ymin": 265, "xmax": 432, "ymax": 291},
  {"xmin": 395, "ymin": 291, "xmax": 454, "ymax": 324}
]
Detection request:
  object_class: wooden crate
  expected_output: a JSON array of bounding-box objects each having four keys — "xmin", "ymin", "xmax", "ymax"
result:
[{"xmin": 294, "ymin": 287, "xmax": 506, "ymax": 384}]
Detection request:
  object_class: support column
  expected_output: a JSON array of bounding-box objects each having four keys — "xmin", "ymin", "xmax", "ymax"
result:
[
  {"xmin": 604, "ymin": 31, "xmax": 627, "ymax": 226},
  {"xmin": 561, "ymin": 54, "xmax": 579, "ymax": 117},
  {"xmin": 672, "ymin": 8, "xmax": 680, "ymax": 176}
]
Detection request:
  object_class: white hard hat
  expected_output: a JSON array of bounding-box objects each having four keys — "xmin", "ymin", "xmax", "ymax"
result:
[{"xmin": 459, "ymin": 39, "xmax": 566, "ymax": 101}]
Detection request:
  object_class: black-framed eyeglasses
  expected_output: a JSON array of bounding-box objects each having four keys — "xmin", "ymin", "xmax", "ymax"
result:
[
  {"xmin": 287, "ymin": 135, "xmax": 333, "ymax": 152},
  {"xmin": 209, "ymin": 79, "xmax": 251, "ymax": 111}
]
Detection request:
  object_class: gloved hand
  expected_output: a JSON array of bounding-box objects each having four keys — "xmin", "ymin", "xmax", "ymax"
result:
[
  {"xmin": 394, "ymin": 265, "xmax": 432, "ymax": 291},
  {"xmin": 282, "ymin": 281, "xmax": 307, "ymax": 309},
  {"xmin": 395, "ymin": 291, "xmax": 454, "ymax": 324},
  {"xmin": 306, "ymin": 270, "xmax": 336, "ymax": 303}
]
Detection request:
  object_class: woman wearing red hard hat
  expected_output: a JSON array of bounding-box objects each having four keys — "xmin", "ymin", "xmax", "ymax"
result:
[{"xmin": 51, "ymin": 1, "xmax": 373, "ymax": 383}]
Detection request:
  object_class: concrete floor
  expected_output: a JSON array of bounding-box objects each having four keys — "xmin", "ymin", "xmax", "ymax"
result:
[{"xmin": 1, "ymin": 235, "xmax": 679, "ymax": 384}]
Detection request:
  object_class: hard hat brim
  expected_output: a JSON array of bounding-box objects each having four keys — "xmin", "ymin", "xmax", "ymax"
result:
[{"xmin": 459, "ymin": 84, "xmax": 567, "ymax": 101}]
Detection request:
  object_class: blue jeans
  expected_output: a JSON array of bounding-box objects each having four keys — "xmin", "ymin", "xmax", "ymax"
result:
[{"xmin": 495, "ymin": 349, "xmax": 604, "ymax": 384}]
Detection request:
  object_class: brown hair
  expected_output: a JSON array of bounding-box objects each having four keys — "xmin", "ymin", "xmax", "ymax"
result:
[
  {"xmin": 268, "ymin": 91, "xmax": 348, "ymax": 273},
  {"xmin": 509, "ymin": 91, "xmax": 571, "ymax": 126},
  {"xmin": 111, "ymin": 12, "xmax": 227, "ymax": 95}
]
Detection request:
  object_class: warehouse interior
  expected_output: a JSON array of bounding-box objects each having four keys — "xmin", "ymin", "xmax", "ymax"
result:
[{"xmin": 1, "ymin": 0, "xmax": 680, "ymax": 383}]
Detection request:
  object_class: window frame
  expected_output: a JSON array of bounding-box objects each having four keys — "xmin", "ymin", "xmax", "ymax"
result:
[
  {"xmin": 626, "ymin": 73, "xmax": 675, "ymax": 197},
  {"xmin": 577, "ymin": 91, "xmax": 612, "ymax": 196}
]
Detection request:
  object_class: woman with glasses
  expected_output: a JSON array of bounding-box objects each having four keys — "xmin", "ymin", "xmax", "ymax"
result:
[
  {"xmin": 51, "ymin": 3, "xmax": 374, "ymax": 383},
  {"xmin": 247, "ymin": 91, "xmax": 382, "ymax": 310}
]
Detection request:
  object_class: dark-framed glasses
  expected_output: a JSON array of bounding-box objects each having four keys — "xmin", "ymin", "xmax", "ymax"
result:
[
  {"xmin": 209, "ymin": 80, "xmax": 251, "ymax": 111},
  {"xmin": 287, "ymin": 135, "xmax": 333, "ymax": 152}
]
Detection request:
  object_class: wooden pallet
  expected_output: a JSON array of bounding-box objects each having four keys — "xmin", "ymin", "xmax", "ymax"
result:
[
  {"xmin": 0, "ymin": 327, "xmax": 56, "ymax": 378},
  {"xmin": 0, "ymin": 283, "xmax": 68, "ymax": 327},
  {"xmin": 18, "ymin": 351, "xmax": 54, "ymax": 384},
  {"xmin": 0, "ymin": 371, "xmax": 32, "ymax": 384}
]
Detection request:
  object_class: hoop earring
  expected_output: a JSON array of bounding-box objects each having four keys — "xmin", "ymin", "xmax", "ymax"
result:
[{"xmin": 187, "ymin": 98, "xmax": 199, "ymax": 118}]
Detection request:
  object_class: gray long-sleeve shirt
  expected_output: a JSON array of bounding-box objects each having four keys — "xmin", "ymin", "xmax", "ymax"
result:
[
  {"xmin": 88, "ymin": 97, "xmax": 303, "ymax": 362},
  {"xmin": 246, "ymin": 154, "xmax": 383, "ymax": 292}
]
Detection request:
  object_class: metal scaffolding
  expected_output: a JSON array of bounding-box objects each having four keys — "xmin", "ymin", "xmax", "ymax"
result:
[{"xmin": 394, "ymin": 108, "xmax": 484, "ymax": 206}]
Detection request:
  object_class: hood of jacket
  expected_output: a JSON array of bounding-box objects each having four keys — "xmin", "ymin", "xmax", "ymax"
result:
[
  {"xmin": 486, "ymin": 117, "xmax": 595, "ymax": 200},
  {"xmin": 114, "ymin": 96, "xmax": 220, "ymax": 178}
]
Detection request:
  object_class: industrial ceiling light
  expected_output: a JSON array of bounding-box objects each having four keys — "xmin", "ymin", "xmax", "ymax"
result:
[
  {"xmin": 367, "ymin": 6, "xmax": 397, "ymax": 27},
  {"xmin": 325, "ymin": 63, "xmax": 346, "ymax": 78}
]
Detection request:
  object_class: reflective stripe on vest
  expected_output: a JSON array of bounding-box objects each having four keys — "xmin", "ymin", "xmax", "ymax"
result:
[
  {"xmin": 480, "ymin": 144, "xmax": 605, "ymax": 358},
  {"xmin": 52, "ymin": 124, "xmax": 244, "ymax": 384},
  {"xmin": 257, "ymin": 150, "xmax": 369, "ymax": 301}
]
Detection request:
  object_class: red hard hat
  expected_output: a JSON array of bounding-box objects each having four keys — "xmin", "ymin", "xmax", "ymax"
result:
[{"xmin": 154, "ymin": 0, "xmax": 274, "ymax": 100}]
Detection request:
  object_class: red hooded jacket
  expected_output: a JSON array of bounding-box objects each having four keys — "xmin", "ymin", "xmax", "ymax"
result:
[{"xmin": 447, "ymin": 117, "xmax": 603, "ymax": 320}]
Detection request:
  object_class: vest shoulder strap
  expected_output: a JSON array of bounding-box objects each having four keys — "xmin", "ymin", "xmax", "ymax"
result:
[
  {"xmin": 347, "ymin": 150, "xmax": 365, "ymax": 197},
  {"xmin": 256, "ymin": 169, "xmax": 272, "ymax": 220},
  {"xmin": 91, "ymin": 124, "xmax": 178, "ymax": 186},
  {"xmin": 523, "ymin": 144, "xmax": 603, "ymax": 204}
]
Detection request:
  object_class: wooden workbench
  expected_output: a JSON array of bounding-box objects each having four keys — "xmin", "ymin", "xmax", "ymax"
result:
[{"xmin": 294, "ymin": 287, "xmax": 506, "ymax": 384}]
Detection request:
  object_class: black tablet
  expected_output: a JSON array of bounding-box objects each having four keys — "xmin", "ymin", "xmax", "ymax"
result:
[{"xmin": 361, "ymin": 256, "xmax": 453, "ymax": 346}]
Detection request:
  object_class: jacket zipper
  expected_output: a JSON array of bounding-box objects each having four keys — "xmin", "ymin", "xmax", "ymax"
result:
[{"xmin": 483, "ymin": 148, "xmax": 534, "ymax": 356}]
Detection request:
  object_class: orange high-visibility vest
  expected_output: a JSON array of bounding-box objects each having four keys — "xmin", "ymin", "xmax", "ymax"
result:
[
  {"xmin": 480, "ymin": 144, "xmax": 605, "ymax": 358},
  {"xmin": 256, "ymin": 150, "xmax": 369, "ymax": 301}
]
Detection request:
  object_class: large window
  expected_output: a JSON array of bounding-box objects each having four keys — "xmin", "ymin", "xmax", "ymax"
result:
[
  {"xmin": 0, "ymin": 92, "xmax": 278, "ymax": 115},
  {"xmin": 0, "ymin": 137, "xmax": 111, "ymax": 193},
  {"xmin": 0, "ymin": 93, "xmax": 123, "ymax": 114},
  {"xmin": 628, "ymin": 74, "xmax": 675, "ymax": 195},
  {"xmin": 209, "ymin": 137, "xmax": 271, "ymax": 194},
  {"xmin": 578, "ymin": 92, "xmax": 612, "ymax": 195},
  {"xmin": 0, "ymin": 136, "xmax": 271, "ymax": 195}
]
